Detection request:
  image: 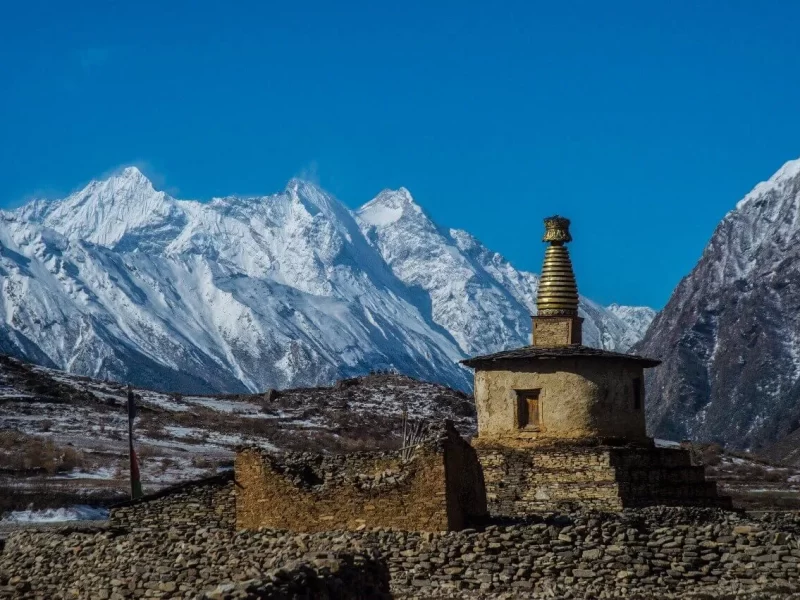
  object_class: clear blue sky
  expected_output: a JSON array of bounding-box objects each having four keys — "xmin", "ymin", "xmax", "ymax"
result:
[{"xmin": 1, "ymin": 0, "xmax": 798, "ymax": 309}]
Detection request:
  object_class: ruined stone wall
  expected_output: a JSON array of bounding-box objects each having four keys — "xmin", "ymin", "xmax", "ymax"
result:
[
  {"xmin": 443, "ymin": 423, "xmax": 488, "ymax": 530},
  {"xmin": 474, "ymin": 443, "xmax": 730, "ymax": 515},
  {"xmin": 474, "ymin": 358, "xmax": 647, "ymax": 441},
  {"xmin": 4, "ymin": 507, "xmax": 800, "ymax": 598},
  {"xmin": 236, "ymin": 422, "xmax": 486, "ymax": 532},
  {"xmin": 236, "ymin": 447, "xmax": 452, "ymax": 532},
  {"xmin": 110, "ymin": 473, "xmax": 235, "ymax": 531}
]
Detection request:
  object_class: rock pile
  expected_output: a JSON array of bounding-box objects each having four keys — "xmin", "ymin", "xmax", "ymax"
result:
[{"xmin": 2, "ymin": 507, "xmax": 800, "ymax": 598}]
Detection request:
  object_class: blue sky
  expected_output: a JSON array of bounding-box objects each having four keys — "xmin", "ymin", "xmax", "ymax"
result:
[{"xmin": 1, "ymin": 1, "xmax": 798, "ymax": 309}]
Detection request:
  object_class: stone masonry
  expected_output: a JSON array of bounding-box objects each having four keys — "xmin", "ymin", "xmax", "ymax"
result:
[
  {"xmin": 110, "ymin": 473, "xmax": 235, "ymax": 531},
  {"xmin": 235, "ymin": 421, "xmax": 487, "ymax": 532},
  {"xmin": 474, "ymin": 441, "xmax": 732, "ymax": 515},
  {"xmin": 3, "ymin": 504, "xmax": 800, "ymax": 598}
]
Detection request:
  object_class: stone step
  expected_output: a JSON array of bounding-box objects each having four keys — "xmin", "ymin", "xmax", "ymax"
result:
[
  {"xmin": 517, "ymin": 481, "xmax": 624, "ymax": 503},
  {"xmin": 525, "ymin": 469, "xmax": 618, "ymax": 484},
  {"xmin": 619, "ymin": 480, "xmax": 722, "ymax": 500},
  {"xmin": 512, "ymin": 465, "xmax": 707, "ymax": 485},
  {"xmin": 609, "ymin": 449, "xmax": 694, "ymax": 469},
  {"xmin": 615, "ymin": 466, "xmax": 708, "ymax": 485}
]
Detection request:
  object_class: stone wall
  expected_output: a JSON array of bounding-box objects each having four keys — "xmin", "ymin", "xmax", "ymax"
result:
[
  {"xmin": 236, "ymin": 421, "xmax": 487, "ymax": 532},
  {"xmin": 3, "ymin": 507, "xmax": 800, "ymax": 598},
  {"xmin": 201, "ymin": 552, "xmax": 391, "ymax": 599},
  {"xmin": 473, "ymin": 358, "xmax": 648, "ymax": 441},
  {"xmin": 444, "ymin": 425, "xmax": 488, "ymax": 531},
  {"xmin": 475, "ymin": 442, "xmax": 731, "ymax": 515},
  {"xmin": 531, "ymin": 315, "xmax": 582, "ymax": 346},
  {"xmin": 110, "ymin": 473, "xmax": 235, "ymax": 531}
]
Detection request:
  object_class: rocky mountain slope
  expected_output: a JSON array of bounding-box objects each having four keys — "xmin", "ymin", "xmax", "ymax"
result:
[
  {"xmin": 636, "ymin": 158, "xmax": 800, "ymax": 457},
  {"xmin": 0, "ymin": 353, "xmax": 475, "ymax": 513},
  {"xmin": 3, "ymin": 353, "xmax": 799, "ymax": 518},
  {"xmin": 0, "ymin": 168, "xmax": 651, "ymax": 394}
]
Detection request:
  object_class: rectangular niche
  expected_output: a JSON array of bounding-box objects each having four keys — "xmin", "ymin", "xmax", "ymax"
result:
[
  {"xmin": 633, "ymin": 377, "xmax": 642, "ymax": 410},
  {"xmin": 516, "ymin": 389, "xmax": 541, "ymax": 430}
]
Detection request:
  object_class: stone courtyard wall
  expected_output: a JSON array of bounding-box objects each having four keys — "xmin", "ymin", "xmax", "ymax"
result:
[
  {"xmin": 110, "ymin": 472, "xmax": 235, "ymax": 531},
  {"xmin": 236, "ymin": 421, "xmax": 487, "ymax": 532},
  {"xmin": 3, "ymin": 507, "xmax": 800, "ymax": 598}
]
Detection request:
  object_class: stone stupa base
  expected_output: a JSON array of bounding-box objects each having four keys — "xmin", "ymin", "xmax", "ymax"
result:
[{"xmin": 472, "ymin": 437, "xmax": 732, "ymax": 515}]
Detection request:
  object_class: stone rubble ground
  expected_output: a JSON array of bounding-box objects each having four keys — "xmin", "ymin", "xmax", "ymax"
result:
[{"xmin": 3, "ymin": 506, "xmax": 800, "ymax": 599}]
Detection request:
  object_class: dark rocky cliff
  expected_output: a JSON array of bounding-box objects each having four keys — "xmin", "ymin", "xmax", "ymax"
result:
[{"xmin": 636, "ymin": 159, "xmax": 800, "ymax": 458}]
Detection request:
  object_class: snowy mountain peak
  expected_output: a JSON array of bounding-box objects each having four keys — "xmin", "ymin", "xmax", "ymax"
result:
[
  {"xmin": 605, "ymin": 304, "xmax": 656, "ymax": 340},
  {"xmin": 768, "ymin": 158, "xmax": 800, "ymax": 184},
  {"xmin": 736, "ymin": 156, "xmax": 800, "ymax": 210},
  {"xmin": 83, "ymin": 166, "xmax": 157, "ymax": 200},
  {"xmin": 357, "ymin": 188, "xmax": 424, "ymax": 228},
  {"xmin": 117, "ymin": 165, "xmax": 151, "ymax": 184},
  {"xmin": 286, "ymin": 178, "xmax": 345, "ymax": 216},
  {"xmin": 636, "ymin": 155, "xmax": 800, "ymax": 453},
  {"xmin": 30, "ymin": 166, "xmax": 178, "ymax": 249}
]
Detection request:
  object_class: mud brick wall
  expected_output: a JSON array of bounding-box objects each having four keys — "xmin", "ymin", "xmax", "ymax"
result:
[
  {"xmin": 110, "ymin": 473, "xmax": 235, "ymax": 532},
  {"xmin": 236, "ymin": 421, "xmax": 487, "ymax": 532},
  {"xmin": 475, "ymin": 443, "xmax": 730, "ymax": 516}
]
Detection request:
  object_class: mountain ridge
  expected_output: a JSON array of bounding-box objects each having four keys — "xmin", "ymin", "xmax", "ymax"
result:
[
  {"xmin": 635, "ymin": 157, "xmax": 800, "ymax": 457},
  {"xmin": 1, "ymin": 169, "xmax": 653, "ymax": 394}
]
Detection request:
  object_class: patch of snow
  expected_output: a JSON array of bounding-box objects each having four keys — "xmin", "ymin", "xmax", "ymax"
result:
[
  {"xmin": 181, "ymin": 396, "xmax": 262, "ymax": 414},
  {"xmin": 654, "ymin": 438, "xmax": 681, "ymax": 448},
  {"xmin": 163, "ymin": 425, "xmax": 204, "ymax": 439},
  {"xmin": 57, "ymin": 466, "xmax": 117, "ymax": 480},
  {"xmin": 1, "ymin": 505, "xmax": 109, "ymax": 523}
]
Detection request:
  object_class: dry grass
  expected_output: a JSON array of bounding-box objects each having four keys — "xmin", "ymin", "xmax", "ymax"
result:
[
  {"xmin": 0, "ymin": 431, "xmax": 86, "ymax": 475},
  {"xmin": 191, "ymin": 456, "xmax": 216, "ymax": 469}
]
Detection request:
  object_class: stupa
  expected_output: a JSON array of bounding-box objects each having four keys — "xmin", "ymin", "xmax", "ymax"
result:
[{"xmin": 462, "ymin": 216, "xmax": 730, "ymax": 514}]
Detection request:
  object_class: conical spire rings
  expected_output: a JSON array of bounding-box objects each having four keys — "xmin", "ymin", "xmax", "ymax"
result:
[{"xmin": 536, "ymin": 216, "xmax": 579, "ymax": 317}]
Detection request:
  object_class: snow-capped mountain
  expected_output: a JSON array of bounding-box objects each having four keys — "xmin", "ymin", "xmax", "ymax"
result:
[
  {"xmin": 605, "ymin": 304, "xmax": 657, "ymax": 346},
  {"xmin": 356, "ymin": 189, "xmax": 651, "ymax": 355},
  {"xmin": 0, "ymin": 167, "xmax": 650, "ymax": 393},
  {"xmin": 636, "ymin": 157, "xmax": 800, "ymax": 454}
]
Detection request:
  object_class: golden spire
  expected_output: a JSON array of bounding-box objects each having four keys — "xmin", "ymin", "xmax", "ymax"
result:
[{"xmin": 536, "ymin": 216, "xmax": 579, "ymax": 317}]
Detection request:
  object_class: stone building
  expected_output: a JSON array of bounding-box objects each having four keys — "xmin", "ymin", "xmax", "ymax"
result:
[{"xmin": 463, "ymin": 216, "xmax": 730, "ymax": 514}]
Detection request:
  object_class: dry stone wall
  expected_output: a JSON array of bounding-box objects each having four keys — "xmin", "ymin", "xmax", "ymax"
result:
[
  {"xmin": 200, "ymin": 552, "xmax": 391, "ymax": 599},
  {"xmin": 3, "ymin": 507, "xmax": 800, "ymax": 598},
  {"xmin": 110, "ymin": 473, "xmax": 235, "ymax": 532}
]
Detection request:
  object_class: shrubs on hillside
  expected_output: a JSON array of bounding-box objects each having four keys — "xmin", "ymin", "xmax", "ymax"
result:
[{"xmin": 0, "ymin": 431, "xmax": 85, "ymax": 474}]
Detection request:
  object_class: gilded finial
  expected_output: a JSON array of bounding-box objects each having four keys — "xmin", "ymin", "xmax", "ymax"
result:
[{"xmin": 542, "ymin": 215, "xmax": 572, "ymax": 244}]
